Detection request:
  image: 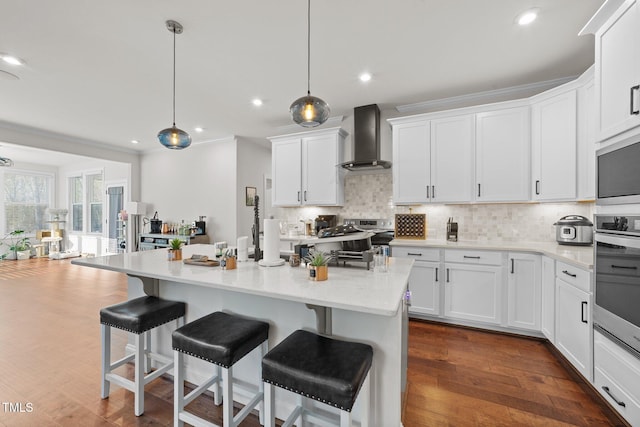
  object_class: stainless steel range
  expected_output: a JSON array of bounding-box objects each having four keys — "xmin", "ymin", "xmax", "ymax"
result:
[{"xmin": 312, "ymin": 218, "xmax": 394, "ymax": 269}]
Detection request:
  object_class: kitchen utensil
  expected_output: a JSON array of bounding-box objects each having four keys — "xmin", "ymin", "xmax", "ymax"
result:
[{"xmin": 553, "ymin": 215, "xmax": 593, "ymax": 246}]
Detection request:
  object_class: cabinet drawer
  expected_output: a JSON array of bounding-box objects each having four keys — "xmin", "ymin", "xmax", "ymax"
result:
[
  {"xmin": 594, "ymin": 331, "xmax": 640, "ymax": 426},
  {"xmin": 445, "ymin": 249, "xmax": 502, "ymax": 266},
  {"xmin": 392, "ymin": 246, "xmax": 440, "ymax": 262},
  {"xmin": 555, "ymin": 261, "xmax": 590, "ymax": 292}
]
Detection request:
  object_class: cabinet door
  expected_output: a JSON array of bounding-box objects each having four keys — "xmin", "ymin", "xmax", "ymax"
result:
[
  {"xmin": 444, "ymin": 263, "xmax": 503, "ymax": 325},
  {"xmin": 408, "ymin": 261, "xmax": 441, "ymax": 317},
  {"xmin": 541, "ymin": 256, "xmax": 555, "ymax": 342},
  {"xmin": 577, "ymin": 76, "xmax": 596, "ymax": 200},
  {"xmin": 475, "ymin": 107, "xmax": 530, "ymax": 202},
  {"xmin": 531, "ymin": 90, "xmax": 577, "ymax": 201},
  {"xmin": 430, "ymin": 115, "xmax": 474, "ymax": 203},
  {"xmin": 271, "ymin": 138, "xmax": 302, "ymax": 206},
  {"xmin": 596, "ymin": 0, "xmax": 640, "ymax": 140},
  {"xmin": 507, "ymin": 253, "xmax": 541, "ymax": 331},
  {"xmin": 392, "ymin": 121, "xmax": 430, "ymax": 204},
  {"xmin": 302, "ymin": 133, "xmax": 342, "ymax": 205},
  {"xmin": 556, "ymin": 278, "xmax": 592, "ymax": 380}
]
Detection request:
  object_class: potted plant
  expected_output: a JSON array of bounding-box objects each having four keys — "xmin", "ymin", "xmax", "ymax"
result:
[
  {"xmin": 2, "ymin": 230, "xmax": 32, "ymax": 260},
  {"xmin": 168, "ymin": 238, "xmax": 183, "ymax": 261},
  {"xmin": 304, "ymin": 249, "xmax": 332, "ymax": 281}
]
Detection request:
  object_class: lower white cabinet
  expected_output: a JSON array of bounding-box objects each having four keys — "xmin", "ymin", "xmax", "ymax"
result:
[
  {"xmin": 555, "ymin": 270, "xmax": 592, "ymax": 381},
  {"xmin": 444, "ymin": 261, "xmax": 503, "ymax": 325},
  {"xmin": 540, "ymin": 256, "xmax": 555, "ymax": 342},
  {"xmin": 507, "ymin": 253, "xmax": 541, "ymax": 331},
  {"xmin": 594, "ymin": 330, "xmax": 640, "ymax": 426},
  {"xmin": 392, "ymin": 246, "xmax": 441, "ymax": 317}
]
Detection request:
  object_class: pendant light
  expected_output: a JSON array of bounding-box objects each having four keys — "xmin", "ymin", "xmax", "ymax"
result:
[
  {"xmin": 158, "ymin": 20, "xmax": 191, "ymax": 150},
  {"xmin": 289, "ymin": 0, "xmax": 330, "ymax": 128}
]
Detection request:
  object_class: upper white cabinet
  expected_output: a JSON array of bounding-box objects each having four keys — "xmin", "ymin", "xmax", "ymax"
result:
[
  {"xmin": 531, "ymin": 90, "xmax": 577, "ymax": 201},
  {"xmin": 577, "ymin": 71, "xmax": 596, "ymax": 200},
  {"xmin": 391, "ymin": 114, "xmax": 474, "ymax": 204},
  {"xmin": 593, "ymin": 0, "xmax": 640, "ymax": 140},
  {"xmin": 269, "ymin": 128, "xmax": 346, "ymax": 207},
  {"xmin": 475, "ymin": 106, "xmax": 530, "ymax": 202}
]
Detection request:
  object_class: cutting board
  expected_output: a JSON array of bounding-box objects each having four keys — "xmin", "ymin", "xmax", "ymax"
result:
[{"xmin": 183, "ymin": 258, "xmax": 220, "ymax": 267}]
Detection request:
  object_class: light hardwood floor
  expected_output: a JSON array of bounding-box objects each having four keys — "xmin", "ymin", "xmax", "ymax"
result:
[{"xmin": 0, "ymin": 258, "xmax": 627, "ymax": 426}]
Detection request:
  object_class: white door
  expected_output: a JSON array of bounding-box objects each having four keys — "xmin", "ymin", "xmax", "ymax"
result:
[
  {"xmin": 556, "ymin": 278, "xmax": 592, "ymax": 380},
  {"xmin": 271, "ymin": 138, "xmax": 302, "ymax": 206},
  {"xmin": 105, "ymin": 182, "xmax": 126, "ymax": 254},
  {"xmin": 430, "ymin": 115, "xmax": 474, "ymax": 203},
  {"xmin": 596, "ymin": 0, "xmax": 640, "ymax": 140},
  {"xmin": 475, "ymin": 107, "xmax": 530, "ymax": 202},
  {"xmin": 392, "ymin": 121, "xmax": 430, "ymax": 204},
  {"xmin": 302, "ymin": 133, "xmax": 339, "ymax": 205},
  {"xmin": 408, "ymin": 261, "xmax": 441, "ymax": 317},
  {"xmin": 507, "ymin": 253, "xmax": 541, "ymax": 331},
  {"xmin": 444, "ymin": 263, "xmax": 503, "ymax": 325},
  {"xmin": 531, "ymin": 90, "xmax": 577, "ymax": 201}
]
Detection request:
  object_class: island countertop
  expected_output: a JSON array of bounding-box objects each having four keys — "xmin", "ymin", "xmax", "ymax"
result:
[{"xmin": 71, "ymin": 244, "xmax": 413, "ymax": 317}]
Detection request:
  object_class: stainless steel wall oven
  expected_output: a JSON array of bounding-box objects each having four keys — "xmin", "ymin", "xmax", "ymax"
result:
[
  {"xmin": 597, "ymin": 140, "xmax": 640, "ymax": 205},
  {"xmin": 594, "ymin": 215, "xmax": 640, "ymax": 358}
]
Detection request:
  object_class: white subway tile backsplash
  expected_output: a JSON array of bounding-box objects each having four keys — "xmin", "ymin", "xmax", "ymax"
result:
[{"xmin": 271, "ymin": 173, "xmax": 594, "ymax": 242}]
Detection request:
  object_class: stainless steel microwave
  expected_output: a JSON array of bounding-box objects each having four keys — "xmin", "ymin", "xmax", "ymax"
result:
[{"xmin": 597, "ymin": 140, "xmax": 640, "ymax": 205}]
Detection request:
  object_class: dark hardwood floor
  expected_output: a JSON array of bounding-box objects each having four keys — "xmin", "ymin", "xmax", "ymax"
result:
[{"xmin": 0, "ymin": 258, "xmax": 627, "ymax": 426}]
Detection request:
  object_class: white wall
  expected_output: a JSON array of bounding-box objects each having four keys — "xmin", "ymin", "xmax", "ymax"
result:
[{"xmin": 140, "ymin": 138, "xmax": 238, "ymax": 244}]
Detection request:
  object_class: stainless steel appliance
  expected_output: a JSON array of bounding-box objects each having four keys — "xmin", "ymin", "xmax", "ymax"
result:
[
  {"xmin": 597, "ymin": 139, "xmax": 640, "ymax": 205},
  {"xmin": 553, "ymin": 215, "xmax": 593, "ymax": 246},
  {"xmin": 314, "ymin": 215, "xmax": 336, "ymax": 234},
  {"xmin": 340, "ymin": 105, "xmax": 391, "ymax": 171},
  {"xmin": 594, "ymin": 214, "xmax": 640, "ymax": 358}
]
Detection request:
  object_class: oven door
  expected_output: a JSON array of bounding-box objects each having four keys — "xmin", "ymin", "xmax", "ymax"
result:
[{"xmin": 594, "ymin": 232, "xmax": 640, "ymax": 356}]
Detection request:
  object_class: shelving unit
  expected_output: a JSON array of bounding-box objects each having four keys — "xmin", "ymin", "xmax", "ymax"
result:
[
  {"xmin": 138, "ymin": 233, "xmax": 209, "ymax": 251},
  {"xmin": 116, "ymin": 219, "xmax": 126, "ymax": 253}
]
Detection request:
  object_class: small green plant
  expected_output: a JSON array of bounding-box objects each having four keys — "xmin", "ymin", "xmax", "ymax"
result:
[
  {"xmin": 1, "ymin": 230, "xmax": 32, "ymax": 260},
  {"xmin": 169, "ymin": 238, "xmax": 183, "ymax": 250},
  {"xmin": 303, "ymin": 249, "xmax": 332, "ymax": 266}
]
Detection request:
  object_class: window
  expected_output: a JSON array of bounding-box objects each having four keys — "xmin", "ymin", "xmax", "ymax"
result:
[
  {"xmin": 68, "ymin": 171, "xmax": 103, "ymax": 234},
  {"xmin": 3, "ymin": 170, "xmax": 53, "ymax": 235}
]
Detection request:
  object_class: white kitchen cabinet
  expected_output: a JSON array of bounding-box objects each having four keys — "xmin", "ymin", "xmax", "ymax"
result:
[
  {"xmin": 391, "ymin": 114, "xmax": 474, "ymax": 204},
  {"xmin": 475, "ymin": 106, "xmax": 530, "ymax": 202},
  {"xmin": 392, "ymin": 246, "xmax": 441, "ymax": 317},
  {"xmin": 444, "ymin": 250, "xmax": 503, "ymax": 325},
  {"xmin": 593, "ymin": 0, "xmax": 640, "ymax": 141},
  {"xmin": 531, "ymin": 90, "xmax": 577, "ymax": 201},
  {"xmin": 507, "ymin": 253, "xmax": 541, "ymax": 331},
  {"xmin": 270, "ymin": 128, "xmax": 346, "ymax": 207},
  {"xmin": 391, "ymin": 120, "xmax": 430, "ymax": 204},
  {"xmin": 577, "ymin": 71, "xmax": 596, "ymax": 200},
  {"xmin": 540, "ymin": 256, "xmax": 555, "ymax": 342},
  {"xmin": 555, "ymin": 262, "xmax": 592, "ymax": 381}
]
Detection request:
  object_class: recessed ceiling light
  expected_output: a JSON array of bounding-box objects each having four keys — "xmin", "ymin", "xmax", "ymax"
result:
[
  {"xmin": 517, "ymin": 9, "xmax": 539, "ymax": 26},
  {"xmin": 131, "ymin": 140, "xmax": 139, "ymax": 144},
  {"xmin": 194, "ymin": 127, "xmax": 204, "ymax": 133},
  {"xmin": 252, "ymin": 98, "xmax": 263, "ymax": 107},
  {"xmin": 0, "ymin": 53, "xmax": 25, "ymax": 66},
  {"xmin": 359, "ymin": 72, "xmax": 372, "ymax": 83}
]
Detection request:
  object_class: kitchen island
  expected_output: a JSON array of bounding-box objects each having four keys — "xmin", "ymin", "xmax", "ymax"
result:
[{"xmin": 72, "ymin": 244, "xmax": 412, "ymax": 426}]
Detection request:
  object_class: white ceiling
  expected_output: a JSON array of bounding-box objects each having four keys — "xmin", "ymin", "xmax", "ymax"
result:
[{"xmin": 0, "ymin": 0, "xmax": 604, "ymax": 164}]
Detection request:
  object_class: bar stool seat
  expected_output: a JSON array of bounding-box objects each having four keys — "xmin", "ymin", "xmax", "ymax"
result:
[
  {"xmin": 262, "ymin": 330, "xmax": 373, "ymax": 427},
  {"xmin": 172, "ymin": 311, "xmax": 269, "ymax": 427},
  {"xmin": 100, "ymin": 296, "xmax": 186, "ymax": 416}
]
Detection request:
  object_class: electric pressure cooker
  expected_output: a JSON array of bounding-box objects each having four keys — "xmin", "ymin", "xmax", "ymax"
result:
[{"xmin": 553, "ymin": 215, "xmax": 593, "ymax": 246}]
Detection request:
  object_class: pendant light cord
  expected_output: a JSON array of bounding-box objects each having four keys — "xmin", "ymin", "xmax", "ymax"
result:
[
  {"xmin": 172, "ymin": 27, "xmax": 177, "ymax": 126},
  {"xmin": 307, "ymin": 0, "xmax": 311, "ymax": 96}
]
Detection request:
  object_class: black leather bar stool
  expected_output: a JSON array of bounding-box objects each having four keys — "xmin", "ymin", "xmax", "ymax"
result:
[
  {"xmin": 262, "ymin": 330, "xmax": 373, "ymax": 427},
  {"xmin": 100, "ymin": 296, "xmax": 186, "ymax": 416},
  {"xmin": 172, "ymin": 311, "xmax": 269, "ymax": 427}
]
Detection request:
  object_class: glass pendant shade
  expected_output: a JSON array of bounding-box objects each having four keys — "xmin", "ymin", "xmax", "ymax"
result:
[
  {"xmin": 290, "ymin": 93, "xmax": 330, "ymax": 128},
  {"xmin": 158, "ymin": 125, "xmax": 191, "ymax": 149}
]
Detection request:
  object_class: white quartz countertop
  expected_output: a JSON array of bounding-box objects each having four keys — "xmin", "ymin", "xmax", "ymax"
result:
[
  {"xmin": 390, "ymin": 239, "xmax": 594, "ymax": 270},
  {"xmin": 72, "ymin": 244, "xmax": 412, "ymax": 316}
]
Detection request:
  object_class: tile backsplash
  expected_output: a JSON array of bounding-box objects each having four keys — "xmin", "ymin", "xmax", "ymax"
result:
[{"xmin": 272, "ymin": 173, "xmax": 594, "ymax": 242}]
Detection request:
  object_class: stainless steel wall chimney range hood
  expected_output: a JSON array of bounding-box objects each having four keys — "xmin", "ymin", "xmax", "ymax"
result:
[{"xmin": 340, "ymin": 104, "xmax": 391, "ymax": 171}]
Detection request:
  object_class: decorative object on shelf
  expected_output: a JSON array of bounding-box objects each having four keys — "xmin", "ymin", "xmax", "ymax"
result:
[
  {"xmin": 168, "ymin": 238, "xmax": 183, "ymax": 261},
  {"xmin": 304, "ymin": 248, "xmax": 332, "ymax": 281},
  {"xmin": 0, "ymin": 156, "xmax": 13, "ymax": 167},
  {"xmin": 157, "ymin": 20, "xmax": 191, "ymax": 150},
  {"xmin": 395, "ymin": 213, "xmax": 427, "ymax": 240},
  {"xmin": 289, "ymin": 0, "xmax": 330, "ymax": 128},
  {"xmin": 245, "ymin": 187, "xmax": 257, "ymax": 206}
]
